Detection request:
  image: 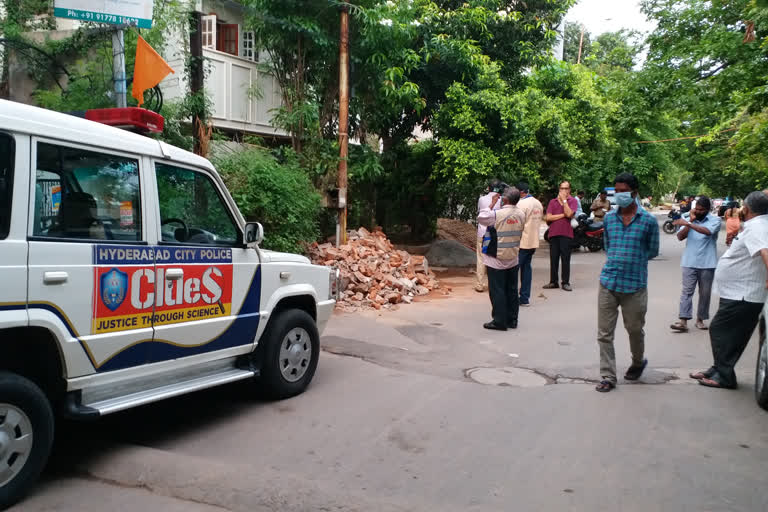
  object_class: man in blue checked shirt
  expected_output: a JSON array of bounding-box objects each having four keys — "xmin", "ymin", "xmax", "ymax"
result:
[{"xmin": 595, "ymin": 173, "xmax": 660, "ymax": 393}]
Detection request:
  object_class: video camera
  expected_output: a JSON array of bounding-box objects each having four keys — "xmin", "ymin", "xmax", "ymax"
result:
[{"xmin": 490, "ymin": 182, "xmax": 510, "ymax": 194}]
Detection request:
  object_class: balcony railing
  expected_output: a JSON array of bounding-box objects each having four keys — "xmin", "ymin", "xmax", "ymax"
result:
[{"xmin": 203, "ymin": 48, "xmax": 286, "ymax": 136}]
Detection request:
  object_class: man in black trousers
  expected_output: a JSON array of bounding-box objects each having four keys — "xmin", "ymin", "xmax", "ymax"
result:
[
  {"xmin": 692, "ymin": 191, "xmax": 768, "ymax": 389},
  {"xmin": 477, "ymin": 187, "xmax": 527, "ymax": 331}
]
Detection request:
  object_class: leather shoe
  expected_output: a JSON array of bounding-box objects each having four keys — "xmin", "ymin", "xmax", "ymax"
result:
[
  {"xmin": 483, "ymin": 322, "xmax": 507, "ymax": 331},
  {"xmin": 561, "ymin": 283, "xmax": 573, "ymax": 291},
  {"xmin": 542, "ymin": 283, "xmax": 559, "ymax": 289}
]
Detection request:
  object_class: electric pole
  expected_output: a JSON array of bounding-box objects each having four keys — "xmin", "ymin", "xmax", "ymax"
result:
[
  {"xmin": 113, "ymin": 28, "xmax": 127, "ymax": 107},
  {"xmin": 336, "ymin": 4, "xmax": 350, "ymax": 246}
]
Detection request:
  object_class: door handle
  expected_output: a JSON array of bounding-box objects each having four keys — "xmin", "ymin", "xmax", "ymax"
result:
[
  {"xmin": 165, "ymin": 268, "xmax": 184, "ymax": 280},
  {"xmin": 43, "ymin": 271, "xmax": 68, "ymax": 284}
]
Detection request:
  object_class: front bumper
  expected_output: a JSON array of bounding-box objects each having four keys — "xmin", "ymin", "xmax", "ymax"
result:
[{"xmin": 316, "ymin": 299, "xmax": 336, "ymax": 335}]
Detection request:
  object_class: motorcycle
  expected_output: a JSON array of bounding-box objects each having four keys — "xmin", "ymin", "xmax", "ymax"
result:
[
  {"xmin": 571, "ymin": 213, "xmax": 604, "ymax": 252},
  {"xmin": 663, "ymin": 209, "xmax": 682, "ymax": 234}
]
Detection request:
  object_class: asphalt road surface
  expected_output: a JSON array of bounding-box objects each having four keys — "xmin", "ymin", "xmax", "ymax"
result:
[{"xmin": 14, "ymin": 215, "xmax": 768, "ymax": 512}]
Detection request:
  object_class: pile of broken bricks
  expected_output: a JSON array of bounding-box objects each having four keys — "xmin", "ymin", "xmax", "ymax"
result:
[{"xmin": 308, "ymin": 227, "xmax": 446, "ymax": 312}]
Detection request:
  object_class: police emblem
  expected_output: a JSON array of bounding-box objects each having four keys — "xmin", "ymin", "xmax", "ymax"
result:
[{"xmin": 100, "ymin": 268, "xmax": 128, "ymax": 311}]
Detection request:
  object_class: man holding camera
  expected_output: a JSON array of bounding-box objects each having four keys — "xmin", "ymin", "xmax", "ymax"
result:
[
  {"xmin": 475, "ymin": 179, "xmax": 504, "ymax": 292},
  {"xmin": 670, "ymin": 196, "xmax": 721, "ymax": 332},
  {"xmin": 477, "ymin": 187, "xmax": 526, "ymax": 330}
]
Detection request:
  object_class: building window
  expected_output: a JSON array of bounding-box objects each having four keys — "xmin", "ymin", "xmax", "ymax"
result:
[
  {"xmin": 242, "ymin": 30, "xmax": 257, "ymax": 62},
  {"xmin": 217, "ymin": 23, "xmax": 239, "ymax": 56},
  {"xmin": 201, "ymin": 15, "xmax": 217, "ymax": 49}
]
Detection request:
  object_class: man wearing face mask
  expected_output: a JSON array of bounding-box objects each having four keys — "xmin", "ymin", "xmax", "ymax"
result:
[
  {"xmin": 670, "ymin": 196, "xmax": 720, "ymax": 332},
  {"xmin": 692, "ymin": 191, "xmax": 768, "ymax": 389},
  {"xmin": 595, "ymin": 173, "xmax": 660, "ymax": 393}
]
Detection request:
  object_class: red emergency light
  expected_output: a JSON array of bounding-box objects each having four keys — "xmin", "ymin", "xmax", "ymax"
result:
[{"xmin": 81, "ymin": 107, "xmax": 164, "ymax": 134}]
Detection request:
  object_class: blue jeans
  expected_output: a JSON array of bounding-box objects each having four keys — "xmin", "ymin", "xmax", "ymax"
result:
[{"xmin": 518, "ymin": 248, "xmax": 536, "ymax": 304}]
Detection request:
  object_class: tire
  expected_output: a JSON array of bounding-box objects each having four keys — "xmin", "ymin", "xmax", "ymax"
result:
[
  {"xmin": 587, "ymin": 239, "xmax": 602, "ymax": 252},
  {"xmin": 0, "ymin": 372, "xmax": 54, "ymax": 510},
  {"xmin": 258, "ymin": 309, "xmax": 320, "ymax": 400},
  {"xmin": 662, "ymin": 220, "xmax": 676, "ymax": 235},
  {"xmin": 755, "ymin": 317, "xmax": 768, "ymax": 411}
]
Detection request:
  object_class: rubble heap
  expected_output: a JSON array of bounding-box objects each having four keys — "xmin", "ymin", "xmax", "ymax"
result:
[
  {"xmin": 309, "ymin": 227, "xmax": 442, "ymax": 312},
  {"xmin": 436, "ymin": 218, "xmax": 478, "ymax": 250}
]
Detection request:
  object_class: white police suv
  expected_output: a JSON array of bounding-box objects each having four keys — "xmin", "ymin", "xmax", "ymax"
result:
[{"xmin": 0, "ymin": 100, "xmax": 337, "ymax": 508}]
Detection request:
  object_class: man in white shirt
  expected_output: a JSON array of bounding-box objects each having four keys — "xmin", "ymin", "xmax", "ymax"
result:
[
  {"xmin": 516, "ymin": 182, "xmax": 543, "ymax": 306},
  {"xmin": 475, "ymin": 179, "xmax": 503, "ymax": 292},
  {"xmin": 477, "ymin": 187, "xmax": 526, "ymax": 330},
  {"xmin": 692, "ymin": 191, "xmax": 768, "ymax": 389}
]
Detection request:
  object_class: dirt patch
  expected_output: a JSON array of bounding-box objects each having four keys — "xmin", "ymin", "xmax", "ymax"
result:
[{"xmin": 436, "ymin": 218, "xmax": 477, "ymax": 250}]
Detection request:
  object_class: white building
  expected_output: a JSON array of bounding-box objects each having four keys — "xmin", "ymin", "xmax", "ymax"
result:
[
  {"xmin": 160, "ymin": 0, "xmax": 285, "ymax": 138},
  {"xmin": 2, "ymin": 1, "xmax": 285, "ymax": 140}
]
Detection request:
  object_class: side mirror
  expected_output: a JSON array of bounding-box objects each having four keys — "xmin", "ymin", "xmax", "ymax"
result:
[{"xmin": 244, "ymin": 222, "xmax": 264, "ymax": 246}]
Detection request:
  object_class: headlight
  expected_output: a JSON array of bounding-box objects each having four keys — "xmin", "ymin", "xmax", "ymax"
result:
[{"xmin": 329, "ymin": 267, "xmax": 340, "ymax": 301}]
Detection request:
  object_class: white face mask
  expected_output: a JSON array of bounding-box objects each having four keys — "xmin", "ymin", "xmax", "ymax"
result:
[{"xmin": 614, "ymin": 191, "xmax": 634, "ymax": 208}]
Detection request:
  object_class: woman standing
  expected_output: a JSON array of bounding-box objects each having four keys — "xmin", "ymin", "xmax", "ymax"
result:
[{"xmin": 724, "ymin": 203, "xmax": 741, "ymax": 246}]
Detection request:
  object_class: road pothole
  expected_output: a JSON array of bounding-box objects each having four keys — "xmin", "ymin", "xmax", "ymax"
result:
[{"xmin": 466, "ymin": 367, "xmax": 549, "ymax": 387}]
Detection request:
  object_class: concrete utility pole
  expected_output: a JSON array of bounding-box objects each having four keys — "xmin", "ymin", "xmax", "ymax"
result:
[
  {"xmin": 336, "ymin": 5, "xmax": 350, "ymax": 247},
  {"xmin": 576, "ymin": 27, "xmax": 584, "ymax": 65},
  {"xmin": 189, "ymin": 11, "xmax": 206, "ymax": 156},
  {"xmin": 112, "ymin": 28, "xmax": 127, "ymax": 107}
]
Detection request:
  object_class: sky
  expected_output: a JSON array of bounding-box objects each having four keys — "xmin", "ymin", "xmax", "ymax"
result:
[{"xmin": 565, "ymin": 0, "xmax": 657, "ymax": 36}]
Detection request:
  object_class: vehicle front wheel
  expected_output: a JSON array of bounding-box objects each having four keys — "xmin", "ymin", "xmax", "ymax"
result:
[
  {"xmin": 755, "ymin": 318, "xmax": 768, "ymax": 411},
  {"xmin": 258, "ymin": 309, "xmax": 320, "ymax": 400},
  {"xmin": 662, "ymin": 220, "xmax": 676, "ymax": 235},
  {"xmin": 0, "ymin": 372, "xmax": 54, "ymax": 510}
]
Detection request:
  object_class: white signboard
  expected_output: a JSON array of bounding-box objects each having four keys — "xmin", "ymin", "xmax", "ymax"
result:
[{"xmin": 54, "ymin": 1, "xmax": 154, "ymax": 29}]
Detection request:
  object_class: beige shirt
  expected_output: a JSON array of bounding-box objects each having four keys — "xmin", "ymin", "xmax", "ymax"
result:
[{"xmin": 517, "ymin": 195, "xmax": 543, "ymax": 249}]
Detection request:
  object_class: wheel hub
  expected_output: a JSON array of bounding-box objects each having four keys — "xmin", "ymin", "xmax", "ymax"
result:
[
  {"xmin": 287, "ymin": 343, "xmax": 303, "ymax": 366},
  {"xmin": 0, "ymin": 403, "xmax": 34, "ymax": 487},
  {"xmin": 279, "ymin": 328, "xmax": 312, "ymax": 383},
  {"xmin": 0, "ymin": 429, "xmax": 9, "ymax": 460}
]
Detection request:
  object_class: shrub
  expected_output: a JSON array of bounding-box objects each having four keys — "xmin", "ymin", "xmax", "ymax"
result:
[{"xmin": 213, "ymin": 148, "xmax": 322, "ymax": 254}]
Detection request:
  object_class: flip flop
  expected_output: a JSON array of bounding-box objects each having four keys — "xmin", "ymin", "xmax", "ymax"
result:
[
  {"xmin": 689, "ymin": 368, "xmax": 715, "ymax": 380},
  {"xmin": 698, "ymin": 377, "xmax": 737, "ymax": 390},
  {"xmin": 624, "ymin": 359, "xmax": 648, "ymax": 381},
  {"xmin": 695, "ymin": 321, "xmax": 709, "ymax": 330},
  {"xmin": 595, "ymin": 380, "xmax": 615, "ymax": 393},
  {"xmin": 670, "ymin": 322, "xmax": 689, "ymax": 333}
]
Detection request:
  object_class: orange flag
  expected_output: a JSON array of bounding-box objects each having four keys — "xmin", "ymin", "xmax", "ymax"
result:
[{"xmin": 132, "ymin": 36, "xmax": 174, "ymax": 107}]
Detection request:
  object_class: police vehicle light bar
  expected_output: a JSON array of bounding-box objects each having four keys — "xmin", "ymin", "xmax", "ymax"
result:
[{"xmin": 69, "ymin": 108, "xmax": 165, "ymax": 134}]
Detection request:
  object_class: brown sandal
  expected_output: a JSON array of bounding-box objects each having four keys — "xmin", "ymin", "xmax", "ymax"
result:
[{"xmin": 670, "ymin": 322, "xmax": 689, "ymax": 333}]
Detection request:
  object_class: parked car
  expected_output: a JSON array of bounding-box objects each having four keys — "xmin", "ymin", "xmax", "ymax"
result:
[
  {"xmin": 0, "ymin": 100, "xmax": 339, "ymax": 508},
  {"xmin": 756, "ymin": 300, "xmax": 768, "ymax": 411}
]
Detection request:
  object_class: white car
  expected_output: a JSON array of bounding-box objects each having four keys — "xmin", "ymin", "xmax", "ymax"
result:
[
  {"xmin": 756, "ymin": 300, "xmax": 768, "ymax": 411},
  {"xmin": 0, "ymin": 100, "xmax": 338, "ymax": 508}
]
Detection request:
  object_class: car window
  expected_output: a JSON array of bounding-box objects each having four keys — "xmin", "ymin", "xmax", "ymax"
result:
[
  {"xmin": 33, "ymin": 142, "xmax": 141, "ymax": 241},
  {"xmin": 155, "ymin": 163, "xmax": 239, "ymax": 246},
  {"xmin": 0, "ymin": 133, "xmax": 13, "ymax": 239}
]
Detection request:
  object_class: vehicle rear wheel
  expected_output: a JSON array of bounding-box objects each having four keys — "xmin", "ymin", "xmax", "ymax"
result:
[
  {"xmin": 258, "ymin": 309, "xmax": 320, "ymax": 400},
  {"xmin": 587, "ymin": 239, "xmax": 603, "ymax": 252},
  {"xmin": 755, "ymin": 318, "xmax": 768, "ymax": 411},
  {"xmin": 0, "ymin": 372, "xmax": 54, "ymax": 509}
]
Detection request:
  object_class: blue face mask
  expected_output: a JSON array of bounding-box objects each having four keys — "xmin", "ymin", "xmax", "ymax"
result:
[{"xmin": 614, "ymin": 191, "xmax": 634, "ymax": 208}]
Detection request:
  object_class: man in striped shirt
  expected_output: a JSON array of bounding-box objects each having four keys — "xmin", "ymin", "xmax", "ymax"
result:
[{"xmin": 595, "ymin": 173, "xmax": 660, "ymax": 392}]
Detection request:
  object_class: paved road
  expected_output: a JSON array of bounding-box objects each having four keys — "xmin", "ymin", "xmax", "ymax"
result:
[{"xmin": 14, "ymin": 216, "xmax": 768, "ymax": 511}]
